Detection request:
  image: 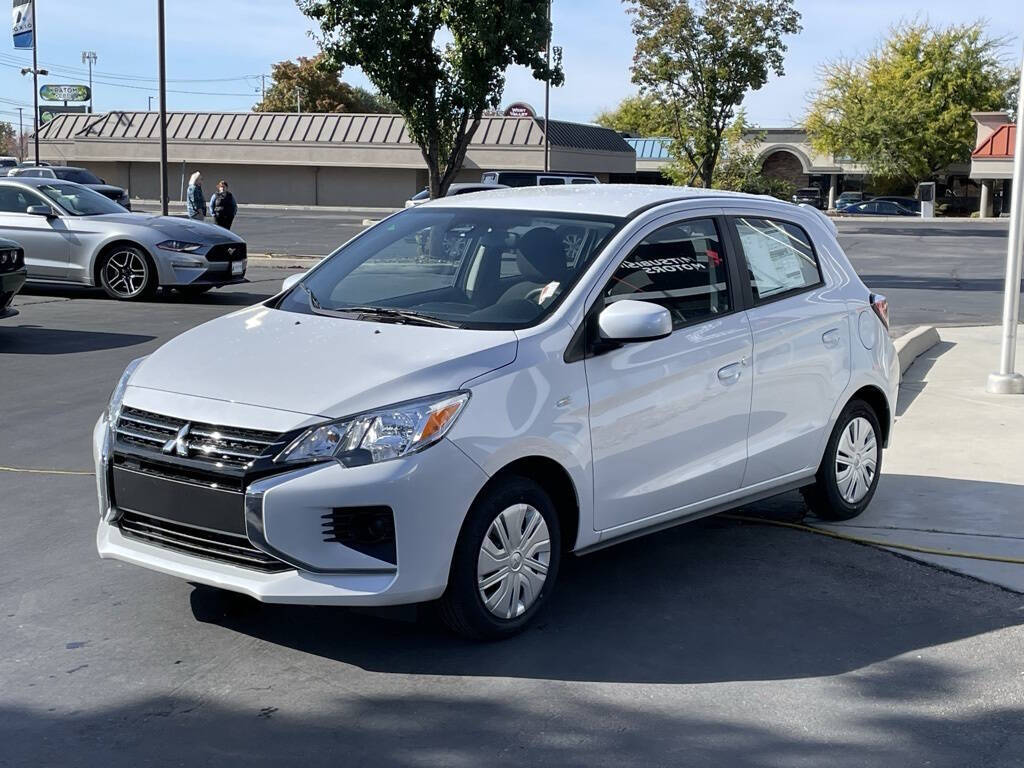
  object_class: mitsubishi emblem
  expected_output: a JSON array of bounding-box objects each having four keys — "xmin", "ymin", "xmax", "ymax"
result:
[{"xmin": 163, "ymin": 423, "xmax": 192, "ymax": 458}]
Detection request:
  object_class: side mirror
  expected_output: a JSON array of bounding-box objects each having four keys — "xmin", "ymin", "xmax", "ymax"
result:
[
  {"xmin": 26, "ymin": 205, "xmax": 55, "ymax": 218},
  {"xmin": 598, "ymin": 299, "xmax": 672, "ymax": 342},
  {"xmin": 281, "ymin": 272, "xmax": 306, "ymax": 293}
]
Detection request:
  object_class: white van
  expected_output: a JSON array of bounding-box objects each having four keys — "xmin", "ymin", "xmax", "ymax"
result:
[
  {"xmin": 482, "ymin": 170, "xmax": 599, "ymax": 187},
  {"xmin": 95, "ymin": 185, "xmax": 898, "ymax": 640}
]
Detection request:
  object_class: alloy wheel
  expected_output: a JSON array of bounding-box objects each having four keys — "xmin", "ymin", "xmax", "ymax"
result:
[
  {"xmin": 835, "ymin": 416, "xmax": 878, "ymax": 504},
  {"xmin": 102, "ymin": 249, "xmax": 149, "ymax": 299},
  {"xmin": 476, "ymin": 503, "xmax": 551, "ymax": 619}
]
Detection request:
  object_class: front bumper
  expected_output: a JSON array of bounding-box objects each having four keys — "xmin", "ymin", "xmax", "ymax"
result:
[
  {"xmin": 1, "ymin": 267, "xmax": 27, "ymax": 317},
  {"xmin": 94, "ymin": 415, "xmax": 489, "ymax": 605}
]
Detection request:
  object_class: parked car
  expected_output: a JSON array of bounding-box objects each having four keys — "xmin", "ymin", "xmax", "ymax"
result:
[
  {"xmin": 481, "ymin": 170, "xmax": 599, "ymax": 187},
  {"xmin": 0, "ymin": 236, "xmax": 26, "ymax": 319},
  {"xmin": 843, "ymin": 200, "xmax": 917, "ymax": 216},
  {"xmin": 94, "ymin": 185, "xmax": 897, "ymax": 640},
  {"xmin": 0, "ymin": 157, "xmax": 18, "ymax": 172},
  {"xmin": 871, "ymin": 196, "xmax": 921, "ymax": 214},
  {"xmin": 834, "ymin": 191, "xmax": 864, "ymax": 210},
  {"xmin": 0, "ymin": 177, "xmax": 246, "ymax": 300},
  {"xmin": 7, "ymin": 160, "xmax": 51, "ymax": 174},
  {"xmin": 7, "ymin": 165, "xmax": 131, "ymax": 209},
  {"xmin": 791, "ymin": 187, "xmax": 824, "ymax": 209},
  {"xmin": 405, "ymin": 182, "xmax": 508, "ymax": 208}
]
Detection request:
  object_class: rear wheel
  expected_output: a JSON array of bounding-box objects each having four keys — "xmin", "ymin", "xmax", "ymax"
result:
[
  {"xmin": 439, "ymin": 476, "xmax": 561, "ymax": 640},
  {"xmin": 802, "ymin": 399, "xmax": 882, "ymax": 521},
  {"xmin": 98, "ymin": 246, "xmax": 156, "ymax": 300}
]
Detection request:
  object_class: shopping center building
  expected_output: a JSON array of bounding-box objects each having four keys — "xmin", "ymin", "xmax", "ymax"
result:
[{"xmin": 35, "ymin": 111, "xmax": 637, "ymax": 207}]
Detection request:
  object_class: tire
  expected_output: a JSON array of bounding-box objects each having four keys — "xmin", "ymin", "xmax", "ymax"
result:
[
  {"xmin": 439, "ymin": 476, "xmax": 561, "ymax": 640},
  {"xmin": 98, "ymin": 245, "xmax": 157, "ymax": 301},
  {"xmin": 802, "ymin": 399, "xmax": 883, "ymax": 521}
]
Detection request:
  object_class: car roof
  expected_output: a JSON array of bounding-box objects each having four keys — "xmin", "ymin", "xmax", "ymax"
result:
[
  {"xmin": 422, "ymin": 183, "xmax": 775, "ymax": 217},
  {"xmin": 0, "ymin": 176, "xmax": 68, "ymax": 187}
]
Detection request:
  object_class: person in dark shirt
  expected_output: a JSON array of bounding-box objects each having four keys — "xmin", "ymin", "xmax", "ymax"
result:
[{"xmin": 210, "ymin": 180, "xmax": 238, "ymax": 230}]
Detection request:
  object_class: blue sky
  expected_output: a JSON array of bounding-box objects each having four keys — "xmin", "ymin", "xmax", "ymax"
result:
[{"xmin": 1, "ymin": 0, "xmax": 1022, "ymax": 133}]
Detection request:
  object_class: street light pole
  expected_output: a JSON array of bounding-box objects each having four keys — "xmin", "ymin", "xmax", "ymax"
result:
[
  {"xmin": 81, "ymin": 51, "xmax": 97, "ymax": 113},
  {"xmin": 544, "ymin": 0, "xmax": 551, "ymax": 173},
  {"xmin": 986, "ymin": 56, "xmax": 1024, "ymax": 395},
  {"xmin": 157, "ymin": 0, "xmax": 169, "ymax": 216}
]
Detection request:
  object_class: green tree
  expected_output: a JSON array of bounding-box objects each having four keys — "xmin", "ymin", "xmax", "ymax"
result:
[
  {"xmin": 254, "ymin": 54, "xmax": 394, "ymax": 113},
  {"xmin": 805, "ymin": 22, "xmax": 1015, "ymax": 186},
  {"xmin": 593, "ymin": 94, "xmax": 673, "ymax": 137},
  {"xmin": 0, "ymin": 122, "xmax": 16, "ymax": 157},
  {"xmin": 298, "ymin": 0, "xmax": 562, "ymax": 198},
  {"xmin": 625, "ymin": 0, "xmax": 800, "ymax": 188}
]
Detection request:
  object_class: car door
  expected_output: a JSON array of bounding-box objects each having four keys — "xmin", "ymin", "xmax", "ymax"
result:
[
  {"xmin": 726, "ymin": 213, "xmax": 852, "ymax": 487},
  {"xmin": 0, "ymin": 184, "xmax": 70, "ymax": 280},
  {"xmin": 585, "ymin": 214, "xmax": 754, "ymax": 532}
]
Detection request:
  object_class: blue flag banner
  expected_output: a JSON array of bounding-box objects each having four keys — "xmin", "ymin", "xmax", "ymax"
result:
[{"xmin": 12, "ymin": 0, "xmax": 33, "ymax": 49}]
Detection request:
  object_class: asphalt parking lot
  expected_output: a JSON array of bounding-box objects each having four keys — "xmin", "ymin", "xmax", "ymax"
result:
[{"xmin": 2, "ymin": 221, "xmax": 1023, "ymax": 766}]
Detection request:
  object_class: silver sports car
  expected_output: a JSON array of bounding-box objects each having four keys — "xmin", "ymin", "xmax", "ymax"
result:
[{"xmin": 0, "ymin": 177, "xmax": 247, "ymax": 300}]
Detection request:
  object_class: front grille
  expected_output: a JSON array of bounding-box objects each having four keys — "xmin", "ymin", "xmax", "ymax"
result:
[
  {"xmin": 118, "ymin": 510, "xmax": 289, "ymax": 573},
  {"xmin": 116, "ymin": 406, "xmax": 279, "ymax": 470},
  {"xmin": 205, "ymin": 243, "xmax": 247, "ymax": 262}
]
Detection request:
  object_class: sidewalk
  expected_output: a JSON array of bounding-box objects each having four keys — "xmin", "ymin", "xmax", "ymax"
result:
[{"xmin": 816, "ymin": 325, "xmax": 1024, "ymax": 591}]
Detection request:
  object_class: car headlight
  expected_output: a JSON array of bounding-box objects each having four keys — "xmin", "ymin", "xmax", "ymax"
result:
[
  {"xmin": 157, "ymin": 240, "xmax": 204, "ymax": 253},
  {"xmin": 105, "ymin": 357, "xmax": 147, "ymax": 423},
  {"xmin": 277, "ymin": 391, "xmax": 470, "ymax": 466}
]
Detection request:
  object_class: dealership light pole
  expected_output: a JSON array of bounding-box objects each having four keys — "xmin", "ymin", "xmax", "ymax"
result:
[
  {"xmin": 987, "ymin": 56, "xmax": 1024, "ymax": 395},
  {"xmin": 81, "ymin": 51, "xmax": 97, "ymax": 113},
  {"xmin": 157, "ymin": 0, "xmax": 169, "ymax": 216}
]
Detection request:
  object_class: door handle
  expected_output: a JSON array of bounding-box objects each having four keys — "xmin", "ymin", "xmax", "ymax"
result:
[
  {"xmin": 717, "ymin": 362, "xmax": 743, "ymax": 382},
  {"xmin": 822, "ymin": 329, "xmax": 841, "ymax": 348}
]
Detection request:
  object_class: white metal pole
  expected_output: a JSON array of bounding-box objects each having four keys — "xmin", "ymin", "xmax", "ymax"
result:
[{"xmin": 986, "ymin": 56, "xmax": 1024, "ymax": 395}]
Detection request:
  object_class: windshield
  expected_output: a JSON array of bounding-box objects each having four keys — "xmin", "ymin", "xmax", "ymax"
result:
[
  {"xmin": 37, "ymin": 182, "xmax": 125, "ymax": 216},
  {"xmin": 276, "ymin": 207, "xmax": 622, "ymax": 329},
  {"xmin": 53, "ymin": 168, "xmax": 102, "ymax": 185}
]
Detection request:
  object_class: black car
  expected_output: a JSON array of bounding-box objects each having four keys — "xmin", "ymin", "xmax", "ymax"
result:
[
  {"xmin": 792, "ymin": 187, "xmax": 824, "ymax": 209},
  {"xmin": 842, "ymin": 200, "xmax": 917, "ymax": 216},
  {"xmin": 0, "ymin": 237, "xmax": 27, "ymax": 320},
  {"xmin": 11, "ymin": 165, "xmax": 131, "ymax": 210},
  {"xmin": 871, "ymin": 196, "xmax": 921, "ymax": 214}
]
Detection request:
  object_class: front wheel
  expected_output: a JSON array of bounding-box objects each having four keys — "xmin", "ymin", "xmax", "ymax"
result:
[
  {"xmin": 802, "ymin": 399, "xmax": 882, "ymax": 521},
  {"xmin": 98, "ymin": 246, "xmax": 156, "ymax": 301},
  {"xmin": 439, "ymin": 476, "xmax": 561, "ymax": 640}
]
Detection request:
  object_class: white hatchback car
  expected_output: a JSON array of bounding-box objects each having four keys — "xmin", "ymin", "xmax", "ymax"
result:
[{"xmin": 94, "ymin": 186, "xmax": 898, "ymax": 639}]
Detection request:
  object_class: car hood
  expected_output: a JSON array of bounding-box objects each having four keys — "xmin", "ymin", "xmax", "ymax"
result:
[
  {"xmin": 86, "ymin": 183, "xmax": 126, "ymax": 196},
  {"xmin": 88, "ymin": 213, "xmax": 242, "ymax": 241},
  {"xmin": 129, "ymin": 305, "xmax": 519, "ymax": 420}
]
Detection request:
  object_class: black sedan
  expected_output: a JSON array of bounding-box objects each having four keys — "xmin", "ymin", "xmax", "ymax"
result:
[
  {"xmin": 842, "ymin": 200, "xmax": 917, "ymax": 216},
  {"xmin": 9, "ymin": 165, "xmax": 131, "ymax": 210},
  {"xmin": 0, "ymin": 237, "xmax": 26, "ymax": 320}
]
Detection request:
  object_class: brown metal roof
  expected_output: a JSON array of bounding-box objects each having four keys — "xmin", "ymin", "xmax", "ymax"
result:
[
  {"xmin": 973, "ymin": 124, "xmax": 1016, "ymax": 158},
  {"xmin": 37, "ymin": 111, "xmax": 632, "ymax": 153}
]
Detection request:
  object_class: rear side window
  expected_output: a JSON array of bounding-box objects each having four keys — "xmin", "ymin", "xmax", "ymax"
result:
[
  {"xmin": 733, "ymin": 217, "xmax": 822, "ymax": 302},
  {"xmin": 571, "ymin": 178, "xmax": 598, "ymax": 184},
  {"xmin": 539, "ymin": 177, "xmax": 565, "ymax": 186},
  {"xmin": 603, "ymin": 217, "xmax": 731, "ymax": 329}
]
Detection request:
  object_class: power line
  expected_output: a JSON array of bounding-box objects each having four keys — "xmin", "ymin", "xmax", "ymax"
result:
[
  {"xmin": 0, "ymin": 52, "xmax": 263, "ymax": 84},
  {"xmin": 0, "ymin": 61, "xmax": 258, "ymax": 96}
]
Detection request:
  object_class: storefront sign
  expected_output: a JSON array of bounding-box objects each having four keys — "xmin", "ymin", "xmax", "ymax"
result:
[
  {"xmin": 40, "ymin": 84, "xmax": 91, "ymax": 102},
  {"xmin": 504, "ymin": 102, "xmax": 537, "ymax": 118}
]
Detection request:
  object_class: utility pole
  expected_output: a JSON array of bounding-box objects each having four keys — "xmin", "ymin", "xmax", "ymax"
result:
[
  {"xmin": 296, "ymin": 87, "xmax": 303, "ymax": 114},
  {"xmin": 17, "ymin": 107, "xmax": 24, "ymax": 161},
  {"xmin": 544, "ymin": 0, "xmax": 551, "ymax": 172},
  {"xmin": 986, "ymin": 56, "xmax": 1024, "ymax": 395},
  {"xmin": 261, "ymin": 74, "xmax": 266, "ymax": 102},
  {"xmin": 148, "ymin": 96, "xmax": 154, "ymax": 111},
  {"xmin": 157, "ymin": 0, "xmax": 169, "ymax": 216},
  {"xmin": 81, "ymin": 51, "xmax": 97, "ymax": 113}
]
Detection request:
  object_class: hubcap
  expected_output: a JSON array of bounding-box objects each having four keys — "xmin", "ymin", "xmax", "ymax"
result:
[
  {"xmin": 477, "ymin": 503, "xmax": 551, "ymax": 619},
  {"xmin": 103, "ymin": 250, "xmax": 147, "ymax": 297},
  {"xmin": 835, "ymin": 416, "xmax": 878, "ymax": 504}
]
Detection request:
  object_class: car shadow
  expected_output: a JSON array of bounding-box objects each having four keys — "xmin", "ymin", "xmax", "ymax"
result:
[
  {"xmin": 187, "ymin": 475, "xmax": 1022, "ymax": 686},
  {"xmin": 0, "ymin": 324, "xmax": 155, "ymax": 354}
]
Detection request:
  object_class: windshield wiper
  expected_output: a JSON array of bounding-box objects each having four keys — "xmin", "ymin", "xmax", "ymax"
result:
[
  {"xmin": 299, "ymin": 281, "xmax": 322, "ymax": 310},
  {"xmin": 321, "ymin": 305, "xmax": 459, "ymax": 328}
]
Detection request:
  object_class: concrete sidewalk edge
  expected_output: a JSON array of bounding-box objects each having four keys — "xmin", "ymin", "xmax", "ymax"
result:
[{"xmin": 894, "ymin": 325, "xmax": 940, "ymax": 375}]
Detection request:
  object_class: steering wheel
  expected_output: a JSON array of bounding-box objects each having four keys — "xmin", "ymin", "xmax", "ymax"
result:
[{"xmin": 524, "ymin": 286, "xmax": 547, "ymax": 304}]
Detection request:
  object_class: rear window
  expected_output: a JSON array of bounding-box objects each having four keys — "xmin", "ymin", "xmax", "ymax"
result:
[
  {"xmin": 733, "ymin": 217, "xmax": 822, "ymax": 302},
  {"xmin": 54, "ymin": 168, "xmax": 102, "ymax": 185}
]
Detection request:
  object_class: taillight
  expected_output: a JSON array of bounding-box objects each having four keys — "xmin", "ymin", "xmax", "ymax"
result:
[{"xmin": 870, "ymin": 293, "xmax": 889, "ymax": 329}]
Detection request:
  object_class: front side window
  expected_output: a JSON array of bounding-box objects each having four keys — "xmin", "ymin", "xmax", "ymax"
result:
[
  {"xmin": 734, "ymin": 217, "xmax": 821, "ymax": 302},
  {"xmin": 276, "ymin": 207, "xmax": 621, "ymax": 329},
  {"xmin": 603, "ymin": 217, "xmax": 731, "ymax": 329},
  {"xmin": 36, "ymin": 182, "xmax": 124, "ymax": 216},
  {"xmin": 0, "ymin": 185, "xmax": 46, "ymax": 213}
]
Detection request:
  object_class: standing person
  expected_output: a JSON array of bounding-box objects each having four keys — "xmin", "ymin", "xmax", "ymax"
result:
[
  {"xmin": 210, "ymin": 180, "xmax": 238, "ymax": 230},
  {"xmin": 186, "ymin": 171, "xmax": 206, "ymax": 220}
]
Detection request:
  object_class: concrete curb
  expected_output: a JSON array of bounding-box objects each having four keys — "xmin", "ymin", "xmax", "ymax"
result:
[
  {"xmin": 248, "ymin": 254, "xmax": 324, "ymax": 268},
  {"xmin": 894, "ymin": 325, "xmax": 941, "ymax": 375}
]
